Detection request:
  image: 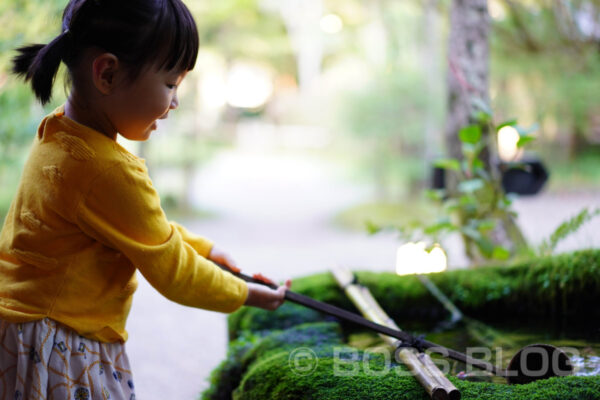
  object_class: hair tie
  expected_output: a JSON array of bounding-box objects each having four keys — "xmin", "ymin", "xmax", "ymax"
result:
[
  {"xmin": 59, "ymin": 28, "xmax": 74, "ymax": 46},
  {"xmin": 56, "ymin": 28, "xmax": 74, "ymax": 58}
]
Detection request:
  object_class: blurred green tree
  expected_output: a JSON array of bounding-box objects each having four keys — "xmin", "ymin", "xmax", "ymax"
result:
[
  {"xmin": 0, "ymin": 0, "xmax": 66, "ymax": 221},
  {"xmin": 492, "ymin": 0, "xmax": 600, "ymax": 160}
]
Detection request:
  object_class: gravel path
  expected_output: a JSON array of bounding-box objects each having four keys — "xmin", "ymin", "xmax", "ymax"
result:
[{"xmin": 126, "ymin": 149, "xmax": 599, "ymax": 400}]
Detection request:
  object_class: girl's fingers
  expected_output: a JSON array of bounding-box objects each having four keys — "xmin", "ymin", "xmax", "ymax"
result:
[
  {"xmin": 225, "ymin": 255, "xmax": 238, "ymax": 269},
  {"xmin": 277, "ymin": 280, "xmax": 291, "ymax": 298},
  {"xmin": 244, "ymin": 278, "xmax": 292, "ymax": 310}
]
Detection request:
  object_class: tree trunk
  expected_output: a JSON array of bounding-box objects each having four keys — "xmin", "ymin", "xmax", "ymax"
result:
[
  {"xmin": 445, "ymin": 0, "xmax": 490, "ymax": 160},
  {"xmin": 445, "ymin": 0, "xmax": 528, "ymax": 265}
]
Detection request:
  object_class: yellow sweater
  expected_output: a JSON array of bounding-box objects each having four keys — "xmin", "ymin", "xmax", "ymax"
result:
[{"xmin": 0, "ymin": 108, "xmax": 248, "ymax": 342}]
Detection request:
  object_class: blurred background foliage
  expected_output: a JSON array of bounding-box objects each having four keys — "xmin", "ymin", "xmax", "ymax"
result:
[
  {"xmin": 1, "ymin": 0, "xmax": 599, "ymax": 225},
  {"xmin": 491, "ymin": 0, "xmax": 600, "ymax": 178}
]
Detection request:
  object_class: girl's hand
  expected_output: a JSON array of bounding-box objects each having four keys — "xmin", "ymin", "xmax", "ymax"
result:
[
  {"xmin": 245, "ymin": 280, "xmax": 292, "ymax": 311},
  {"xmin": 208, "ymin": 245, "xmax": 290, "ymax": 310},
  {"xmin": 208, "ymin": 245, "xmax": 240, "ymax": 274}
]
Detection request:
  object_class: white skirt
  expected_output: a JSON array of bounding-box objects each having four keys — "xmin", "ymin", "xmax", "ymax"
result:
[{"xmin": 0, "ymin": 318, "xmax": 135, "ymax": 400}]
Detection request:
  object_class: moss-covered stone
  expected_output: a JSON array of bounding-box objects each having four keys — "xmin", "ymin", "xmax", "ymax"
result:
[
  {"xmin": 228, "ymin": 250, "xmax": 600, "ymax": 338},
  {"xmin": 203, "ymin": 322, "xmax": 344, "ymax": 400},
  {"xmin": 205, "ymin": 250, "xmax": 600, "ymax": 400},
  {"xmin": 228, "ymin": 303, "xmax": 328, "ymax": 341},
  {"xmin": 202, "ymin": 333, "xmax": 258, "ymax": 400},
  {"xmin": 226, "ymin": 323, "xmax": 600, "ymax": 400},
  {"xmin": 233, "ymin": 345, "xmax": 600, "ymax": 400}
]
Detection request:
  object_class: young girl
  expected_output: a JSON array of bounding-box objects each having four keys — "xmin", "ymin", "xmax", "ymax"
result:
[{"xmin": 0, "ymin": 0, "xmax": 290, "ymax": 398}]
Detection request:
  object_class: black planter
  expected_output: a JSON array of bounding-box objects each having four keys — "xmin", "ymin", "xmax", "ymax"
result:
[{"xmin": 430, "ymin": 158, "xmax": 549, "ymax": 195}]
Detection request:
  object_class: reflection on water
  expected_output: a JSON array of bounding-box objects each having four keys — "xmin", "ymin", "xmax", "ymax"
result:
[
  {"xmin": 572, "ymin": 355, "xmax": 600, "ymax": 376},
  {"xmin": 426, "ymin": 322, "xmax": 600, "ymax": 380},
  {"xmin": 349, "ymin": 320, "xmax": 600, "ymax": 382}
]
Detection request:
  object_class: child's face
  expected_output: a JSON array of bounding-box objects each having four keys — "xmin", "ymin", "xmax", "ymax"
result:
[{"xmin": 108, "ymin": 66, "xmax": 188, "ymax": 141}]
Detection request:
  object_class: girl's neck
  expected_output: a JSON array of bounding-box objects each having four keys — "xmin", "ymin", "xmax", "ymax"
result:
[{"xmin": 65, "ymin": 93, "xmax": 118, "ymax": 141}]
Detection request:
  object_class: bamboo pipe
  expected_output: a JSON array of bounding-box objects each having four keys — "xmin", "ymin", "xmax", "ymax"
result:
[
  {"xmin": 416, "ymin": 274, "xmax": 516, "ymax": 349},
  {"xmin": 417, "ymin": 274, "xmax": 463, "ymax": 324},
  {"xmin": 332, "ymin": 267, "xmax": 461, "ymax": 400}
]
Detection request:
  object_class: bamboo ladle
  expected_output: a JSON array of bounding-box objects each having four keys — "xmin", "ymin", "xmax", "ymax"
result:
[{"xmin": 221, "ymin": 265, "xmax": 573, "ymax": 384}]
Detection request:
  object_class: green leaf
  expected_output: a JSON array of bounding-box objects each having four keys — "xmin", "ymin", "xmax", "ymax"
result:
[
  {"xmin": 458, "ymin": 195, "xmax": 478, "ymax": 206},
  {"xmin": 458, "ymin": 125, "xmax": 482, "ymax": 144},
  {"xmin": 424, "ymin": 219, "xmax": 455, "ymax": 235},
  {"xmin": 517, "ymin": 135, "xmax": 536, "ymax": 148},
  {"xmin": 497, "ymin": 196, "xmax": 513, "ymax": 210},
  {"xmin": 434, "ymin": 158, "xmax": 461, "ymax": 171},
  {"xmin": 472, "ymin": 159, "xmax": 485, "ymax": 169},
  {"xmin": 462, "ymin": 142, "xmax": 485, "ymax": 161},
  {"xmin": 365, "ymin": 221, "xmax": 381, "ymax": 235},
  {"xmin": 477, "ymin": 219, "xmax": 497, "ymax": 231},
  {"xmin": 496, "ymin": 119, "xmax": 518, "ymax": 131},
  {"xmin": 443, "ymin": 199, "xmax": 461, "ymax": 213},
  {"xmin": 539, "ymin": 207, "xmax": 600, "ymax": 255},
  {"xmin": 425, "ymin": 189, "xmax": 445, "ymax": 201},
  {"xmin": 461, "ymin": 226, "xmax": 482, "ymax": 241},
  {"xmin": 492, "ymin": 246, "xmax": 511, "ymax": 260},
  {"xmin": 474, "ymin": 111, "xmax": 492, "ymax": 125},
  {"xmin": 458, "ymin": 195, "xmax": 480, "ymax": 215},
  {"xmin": 458, "ymin": 179, "xmax": 485, "ymax": 193},
  {"xmin": 475, "ymin": 237, "xmax": 495, "ymax": 257}
]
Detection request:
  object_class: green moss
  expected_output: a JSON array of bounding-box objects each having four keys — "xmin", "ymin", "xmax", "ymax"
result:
[
  {"xmin": 234, "ymin": 353, "xmax": 423, "ymax": 400},
  {"xmin": 431, "ymin": 249, "xmax": 600, "ymax": 322},
  {"xmin": 233, "ymin": 341, "xmax": 600, "ymax": 400},
  {"xmin": 453, "ymin": 376, "xmax": 600, "ymax": 400},
  {"xmin": 204, "ymin": 322, "xmax": 344, "ymax": 400},
  {"xmin": 232, "ymin": 323, "xmax": 416, "ymax": 400},
  {"xmin": 228, "ymin": 273, "xmax": 358, "ymax": 341},
  {"xmin": 228, "ymin": 303, "xmax": 327, "ymax": 341},
  {"xmin": 288, "ymin": 272, "xmax": 354, "ymax": 307},
  {"xmin": 206, "ymin": 250, "xmax": 600, "ymax": 400},
  {"xmin": 202, "ymin": 333, "xmax": 259, "ymax": 400},
  {"xmin": 241, "ymin": 322, "xmax": 345, "ymax": 367},
  {"xmin": 354, "ymin": 249, "xmax": 600, "ymax": 325}
]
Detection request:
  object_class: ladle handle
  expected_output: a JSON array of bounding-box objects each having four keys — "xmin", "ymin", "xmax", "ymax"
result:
[{"xmin": 220, "ymin": 264, "xmax": 505, "ymax": 376}]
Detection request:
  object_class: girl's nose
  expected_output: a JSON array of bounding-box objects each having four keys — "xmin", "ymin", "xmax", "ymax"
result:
[{"xmin": 170, "ymin": 92, "xmax": 179, "ymax": 110}]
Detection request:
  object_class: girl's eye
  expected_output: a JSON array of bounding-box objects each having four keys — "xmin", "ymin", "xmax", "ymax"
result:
[{"xmin": 166, "ymin": 84, "xmax": 177, "ymax": 89}]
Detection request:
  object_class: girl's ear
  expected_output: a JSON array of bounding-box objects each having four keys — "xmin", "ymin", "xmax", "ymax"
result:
[{"xmin": 92, "ymin": 53, "xmax": 120, "ymax": 95}]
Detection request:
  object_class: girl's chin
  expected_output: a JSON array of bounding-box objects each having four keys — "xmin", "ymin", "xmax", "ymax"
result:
[{"xmin": 121, "ymin": 128, "xmax": 153, "ymax": 141}]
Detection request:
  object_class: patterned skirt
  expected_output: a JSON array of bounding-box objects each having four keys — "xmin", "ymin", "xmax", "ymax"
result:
[{"xmin": 0, "ymin": 318, "xmax": 135, "ymax": 400}]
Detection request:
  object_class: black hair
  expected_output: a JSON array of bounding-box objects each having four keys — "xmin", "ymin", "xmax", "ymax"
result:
[{"xmin": 12, "ymin": 0, "xmax": 199, "ymax": 105}]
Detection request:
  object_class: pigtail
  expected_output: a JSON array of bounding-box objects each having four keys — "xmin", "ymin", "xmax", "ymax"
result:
[
  {"xmin": 12, "ymin": 0, "xmax": 199, "ymax": 105},
  {"xmin": 11, "ymin": 31, "xmax": 72, "ymax": 105},
  {"xmin": 11, "ymin": 44, "xmax": 45, "ymax": 78}
]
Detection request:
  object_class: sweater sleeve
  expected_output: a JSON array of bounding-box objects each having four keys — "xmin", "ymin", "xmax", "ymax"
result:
[
  {"xmin": 75, "ymin": 162, "xmax": 248, "ymax": 313},
  {"xmin": 171, "ymin": 222, "xmax": 214, "ymax": 258}
]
